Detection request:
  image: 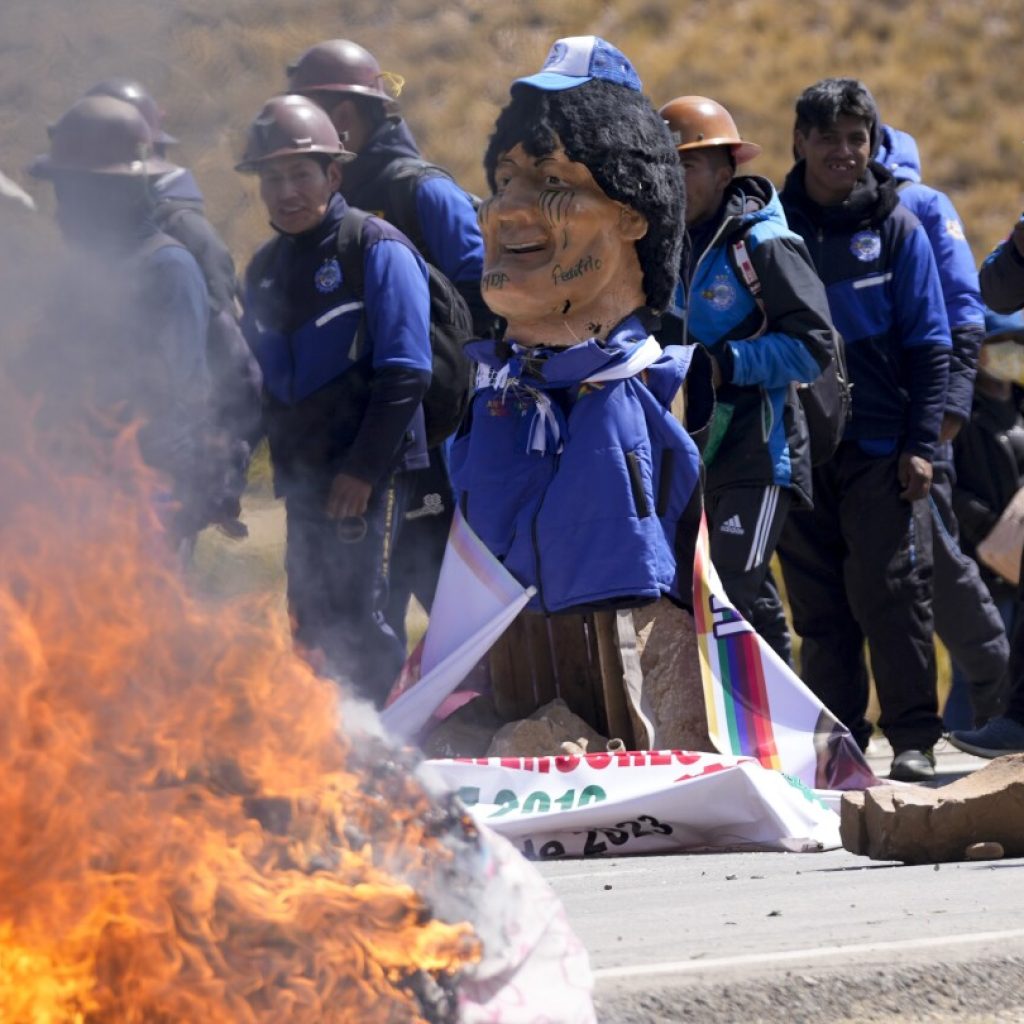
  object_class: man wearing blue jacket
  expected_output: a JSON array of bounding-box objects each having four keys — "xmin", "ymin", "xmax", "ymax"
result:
[
  {"xmin": 777, "ymin": 79, "xmax": 951, "ymax": 782},
  {"xmin": 658, "ymin": 96, "xmax": 835, "ymax": 664},
  {"xmin": 87, "ymin": 78, "xmax": 263, "ymax": 539},
  {"xmin": 874, "ymin": 125, "xmax": 1009, "ymax": 728},
  {"xmin": 287, "ymin": 39, "xmax": 490, "ymax": 642},
  {"xmin": 26, "ymin": 96, "xmax": 215, "ymax": 552},
  {"xmin": 237, "ymin": 95, "xmax": 432, "ymax": 704}
]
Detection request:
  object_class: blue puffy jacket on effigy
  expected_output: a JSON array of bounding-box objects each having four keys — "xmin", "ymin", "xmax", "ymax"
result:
[{"xmin": 450, "ymin": 315, "xmax": 707, "ymax": 613}]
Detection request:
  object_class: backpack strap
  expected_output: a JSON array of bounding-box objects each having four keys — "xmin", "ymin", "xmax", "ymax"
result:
[{"xmin": 334, "ymin": 207, "xmax": 371, "ymax": 297}]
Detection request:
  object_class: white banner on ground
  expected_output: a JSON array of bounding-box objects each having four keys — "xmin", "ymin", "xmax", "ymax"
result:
[{"xmin": 424, "ymin": 750, "xmax": 840, "ymax": 859}]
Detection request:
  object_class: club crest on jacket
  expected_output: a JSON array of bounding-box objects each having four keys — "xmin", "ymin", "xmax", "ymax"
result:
[{"xmin": 314, "ymin": 257, "xmax": 343, "ymax": 294}]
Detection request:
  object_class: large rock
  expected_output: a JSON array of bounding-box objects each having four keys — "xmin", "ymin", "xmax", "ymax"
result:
[
  {"xmin": 840, "ymin": 754, "xmax": 1024, "ymax": 863},
  {"xmin": 631, "ymin": 600, "xmax": 712, "ymax": 751},
  {"xmin": 487, "ymin": 699, "xmax": 608, "ymax": 757},
  {"xmin": 421, "ymin": 694, "xmax": 506, "ymax": 759}
]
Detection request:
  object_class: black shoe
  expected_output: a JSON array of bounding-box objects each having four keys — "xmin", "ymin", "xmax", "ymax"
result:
[{"xmin": 889, "ymin": 748, "xmax": 936, "ymax": 782}]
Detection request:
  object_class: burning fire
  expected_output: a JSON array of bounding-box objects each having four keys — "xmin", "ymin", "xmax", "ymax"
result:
[{"xmin": 0, "ymin": 395, "xmax": 479, "ymax": 1022}]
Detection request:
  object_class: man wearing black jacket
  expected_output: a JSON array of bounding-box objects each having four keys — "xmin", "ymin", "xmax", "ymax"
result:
[
  {"xmin": 657, "ymin": 95, "xmax": 834, "ymax": 664},
  {"xmin": 776, "ymin": 78, "xmax": 952, "ymax": 781}
]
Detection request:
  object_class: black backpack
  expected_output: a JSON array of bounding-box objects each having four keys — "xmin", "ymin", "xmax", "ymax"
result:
[
  {"xmin": 731, "ymin": 235, "xmax": 852, "ymax": 466},
  {"xmin": 334, "ymin": 207, "xmax": 474, "ymax": 449}
]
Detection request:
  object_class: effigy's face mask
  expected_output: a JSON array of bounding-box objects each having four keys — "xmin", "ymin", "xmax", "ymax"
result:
[{"xmin": 478, "ymin": 141, "xmax": 646, "ymax": 337}]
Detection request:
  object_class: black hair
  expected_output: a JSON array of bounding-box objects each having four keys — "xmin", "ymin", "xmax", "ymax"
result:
[
  {"xmin": 793, "ymin": 78, "xmax": 880, "ymax": 155},
  {"xmin": 484, "ymin": 81, "xmax": 685, "ymax": 313}
]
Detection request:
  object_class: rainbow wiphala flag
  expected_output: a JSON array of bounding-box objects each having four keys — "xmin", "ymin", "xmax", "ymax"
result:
[{"xmin": 693, "ymin": 514, "xmax": 877, "ymax": 791}]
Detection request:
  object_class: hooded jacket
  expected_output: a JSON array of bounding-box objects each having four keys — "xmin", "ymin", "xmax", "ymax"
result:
[
  {"xmin": 661, "ymin": 174, "xmax": 833, "ymax": 506},
  {"xmin": 875, "ymin": 125, "xmax": 984, "ymax": 423},
  {"xmin": 450, "ymin": 315, "xmax": 708, "ymax": 613},
  {"xmin": 780, "ymin": 162, "xmax": 951, "ymax": 460},
  {"xmin": 241, "ymin": 193, "xmax": 432, "ymax": 501},
  {"xmin": 338, "ymin": 116, "xmax": 489, "ymax": 333}
]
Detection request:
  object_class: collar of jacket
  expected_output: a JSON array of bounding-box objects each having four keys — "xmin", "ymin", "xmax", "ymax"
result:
[
  {"xmin": 466, "ymin": 313, "xmax": 655, "ymax": 389},
  {"xmin": 684, "ymin": 173, "xmax": 782, "ymax": 278},
  {"xmin": 340, "ymin": 116, "xmax": 421, "ymax": 201},
  {"xmin": 269, "ymin": 191, "xmax": 349, "ymax": 249},
  {"xmin": 780, "ymin": 159, "xmax": 899, "ymax": 231}
]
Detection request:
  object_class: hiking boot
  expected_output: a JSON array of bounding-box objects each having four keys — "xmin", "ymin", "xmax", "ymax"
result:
[
  {"xmin": 948, "ymin": 716, "xmax": 1024, "ymax": 760},
  {"xmin": 889, "ymin": 747, "xmax": 936, "ymax": 782}
]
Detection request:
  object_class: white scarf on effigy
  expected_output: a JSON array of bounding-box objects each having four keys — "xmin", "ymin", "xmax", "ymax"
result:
[{"xmin": 473, "ymin": 335, "xmax": 663, "ymax": 455}]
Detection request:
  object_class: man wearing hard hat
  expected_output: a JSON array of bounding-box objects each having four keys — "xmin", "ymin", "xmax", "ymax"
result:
[{"xmin": 657, "ymin": 95, "xmax": 835, "ymax": 666}]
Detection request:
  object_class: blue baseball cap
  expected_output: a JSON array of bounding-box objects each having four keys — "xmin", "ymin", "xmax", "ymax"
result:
[{"xmin": 513, "ymin": 36, "xmax": 643, "ymax": 94}]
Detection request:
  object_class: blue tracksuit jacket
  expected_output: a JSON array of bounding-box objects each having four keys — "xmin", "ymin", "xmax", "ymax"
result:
[
  {"xmin": 241, "ymin": 193, "xmax": 432, "ymax": 497},
  {"xmin": 780, "ymin": 162, "xmax": 951, "ymax": 460},
  {"xmin": 450, "ymin": 316, "xmax": 705, "ymax": 613}
]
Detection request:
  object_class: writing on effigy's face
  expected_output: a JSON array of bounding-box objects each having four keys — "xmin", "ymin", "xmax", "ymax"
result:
[
  {"xmin": 482, "ymin": 270, "xmax": 510, "ymax": 291},
  {"xmin": 551, "ymin": 254, "xmax": 602, "ymax": 286}
]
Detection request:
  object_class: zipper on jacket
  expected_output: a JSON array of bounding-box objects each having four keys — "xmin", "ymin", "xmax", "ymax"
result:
[
  {"xmin": 529, "ymin": 452, "xmax": 559, "ymax": 614},
  {"xmin": 626, "ymin": 450, "xmax": 651, "ymax": 518}
]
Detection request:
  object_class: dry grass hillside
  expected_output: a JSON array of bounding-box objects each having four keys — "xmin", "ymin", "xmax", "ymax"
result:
[{"xmin": 4, "ymin": 0, "xmax": 1024, "ymax": 271}]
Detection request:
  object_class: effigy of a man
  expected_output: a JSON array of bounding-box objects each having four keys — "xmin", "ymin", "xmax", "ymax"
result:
[{"xmin": 450, "ymin": 37, "xmax": 713, "ymax": 748}]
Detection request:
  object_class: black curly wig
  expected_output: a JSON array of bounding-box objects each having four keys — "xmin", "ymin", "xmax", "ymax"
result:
[{"xmin": 484, "ymin": 80, "xmax": 685, "ymax": 314}]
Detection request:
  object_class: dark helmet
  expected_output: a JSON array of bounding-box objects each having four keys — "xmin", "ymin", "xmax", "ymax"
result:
[
  {"xmin": 86, "ymin": 77, "xmax": 178, "ymax": 146},
  {"xmin": 235, "ymin": 94, "xmax": 355, "ymax": 172},
  {"xmin": 29, "ymin": 96, "xmax": 176, "ymax": 179},
  {"xmin": 286, "ymin": 39, "xmax": 401, "ymax": 103}
]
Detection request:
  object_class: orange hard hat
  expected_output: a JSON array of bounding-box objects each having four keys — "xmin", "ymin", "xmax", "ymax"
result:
[{"xmin": 658, "ymin": 95, "xmax": 761, "ymax": 164}]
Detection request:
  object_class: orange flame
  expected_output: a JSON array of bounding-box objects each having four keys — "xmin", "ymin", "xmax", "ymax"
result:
[{"xmin": 0, "ymin": 396, "xmax": 479, "ymax": 1022}]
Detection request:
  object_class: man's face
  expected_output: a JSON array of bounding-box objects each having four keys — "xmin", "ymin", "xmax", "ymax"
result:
[
  {"xmin": 680, "ymin": 147, "xmax": 733, "ymax": 227},
  {"xmin": 258, "ymin": 155, "xmax": 340, "ymax": 235},
  {"xmin": 794, "ymin": 114, "xmax": 872, "ymax": 205},
  {"xmin": 478, "ymin": 141, "xmax": 647, "ymax": 331},
  {"xmin": 323, "ymin": 96, "xmax": 373, "ymax": 154}
]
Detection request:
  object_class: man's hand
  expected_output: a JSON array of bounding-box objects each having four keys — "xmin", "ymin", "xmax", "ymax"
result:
[
  {"xmin": 898, "ymin": 452, "xmax": 933, "ymax": 502},
  {"xmin": 1012, "ymin": 217, "xmax": 1024, "ymax": 260},
  {"xmin": 326, "ymin": 472, "xmax": 373, "ymax": 519},
  {"xmin": 938, "ymin": 412, "xmax": 965, "ymax": 444}
]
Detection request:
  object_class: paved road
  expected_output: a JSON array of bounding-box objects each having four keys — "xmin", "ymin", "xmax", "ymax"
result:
[{"xmin": 539, "ymin": 741, "xmax": 1024, "ymax": 1022}]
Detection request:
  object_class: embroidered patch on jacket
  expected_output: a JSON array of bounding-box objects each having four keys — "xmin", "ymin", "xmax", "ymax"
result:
[
  {"xmin": 945, "ymin": 218, "xmax": 966, "ymax": 241},
  {"xmin": 703, "ymin": 274, "xmax": 737, "ymax": 311},
  {"xmin": 314, "ymin": 257, "xmax": 343, "ymax": 294},
  {"xmin": 850, "ymin": 231, "xmax": 882, "ymax": 262}
]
